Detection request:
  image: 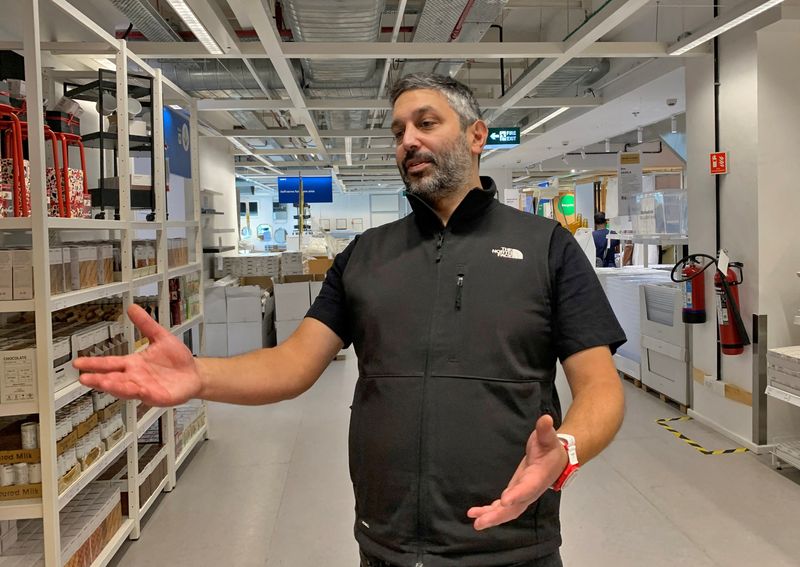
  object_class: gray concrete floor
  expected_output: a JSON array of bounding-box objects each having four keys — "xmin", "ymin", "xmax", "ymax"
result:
[{"xmin": 109, "ymin": 349, "xmax": 800, "ymax": 566}]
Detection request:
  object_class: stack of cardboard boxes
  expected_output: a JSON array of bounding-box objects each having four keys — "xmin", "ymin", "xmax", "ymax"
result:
[{"xmin": 203, "ymin": 278, "xmax": 275, "ymax": 357}]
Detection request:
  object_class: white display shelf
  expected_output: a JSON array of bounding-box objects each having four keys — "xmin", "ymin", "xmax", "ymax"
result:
[
  {"xmin": 176, "ymin": 423, "xmax": 207, "ymax": 470},
  {"xmin": 55, "ymin": 381, "xmax": 92, "ymax": 411},
  {"xmin": 170, "ymin": 314, "xmax": 202, "ymax": 337},
  {"xmin": 130, "ymin": 221, "xmax": 162, "ymax": 230},
  {"xmin": 0, "ymin": 401, "xmax": 39, "ymax": 417},
  {"xmin": 609, "ymin": 233, "xmax": 689, "ymax": 245},
  {"xmin": 773, "ymin": 439, "xmax": 800, "ymax": 471},
  {"xmin": 0, "ymin": 499, "xmax": 43, "ymax": 521},
  {"xmin": 48, "ymin": 218, "xmax": 127, "ymax": 230},
  {"xmin": 137, "ymin": 406, "xmax": 166, "ymax": 437},
  {"xmin": 88, "ymin": 518, "xmax": 135, "ymax": 567},
  {"xmin": 765, "ymin": 384, "xmax": 800, "ymax": 409},
  {"xmin": 0, "ymin": 300, "xmax": 35, "ymax": 313},
  {"xmin": 58, "ymin": 433, "xmax": 134, "ymax": 511},
  {"xmin": 165, "ymin": 220, "xmax": 199, "ymax": 228},
  {"xmin": 167, "ymin": 262, "xmax": 201, "ymax": 278},
  {"xmin": 132, "ymin": 272, "xmax": 163, "ymax": 287},
  {"xmin": 139, "ymin": 476, "xmax": 169, "ymax": 519},
  {"xmin": 138, "ymin": 446, "xmax": 168, "ymax": 487},
  {"xmin": 51, "ymin": 282, "xmax": 130, "ymax": 311},
  {"xmin": 200, "ymin": 188, "xmax": 222, "ymax": 195},
  {"xmin": 0, "ymin": 218, "xmax": 32, "ymax": 230}
]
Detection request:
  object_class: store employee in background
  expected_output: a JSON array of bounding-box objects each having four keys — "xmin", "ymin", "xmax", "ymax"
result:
[
  {"xmin": 592, "ymin": 211, "xmax": 619, "ymax": 267},
  {"xmin": 76, "ymin": 74, "xmax": 626, "ymax": 567}
]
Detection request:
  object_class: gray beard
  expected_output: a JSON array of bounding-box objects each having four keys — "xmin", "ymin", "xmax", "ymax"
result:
[{"xmin": 399, "ymin": 134, "xmax": 474, "ymax": 202}]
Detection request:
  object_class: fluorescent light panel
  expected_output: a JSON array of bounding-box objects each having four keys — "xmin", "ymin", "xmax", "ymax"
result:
[
  {"xmin": 521, "ymin": 107, "xmax": 570, "ymax": 136},
  {"xmin": 670, "ymin": 0, "xmax": 784, "ymax": 55},
  {"xmin": 165, "ymin": 0, "xmax": 223, "ymax": 55}
]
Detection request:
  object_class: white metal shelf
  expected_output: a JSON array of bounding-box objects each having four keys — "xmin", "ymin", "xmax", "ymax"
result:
[
  {"xmin": 137, "ymin": 406, "xmax": 166, "ymax": 437},
  {"xmin": 58, "ymin": 433, "xmax": 134, "ymax": 511},
  {"xmin": 171, "ymin": 314, "xmax": 203, "ymax": 337},
  {"xmin": 0, "ymin": 499, "xmax": 43, "ymax": 521},
  {"xmin": 165, "ymin": 220, "xmax": 199, "ymax": 228},
  {"xmin": 139, "ymin": 476, "xmax": 169, "ymax": 519},
  {"xmin": 88, "ymin": 518, "xmax": 135, "ymax": 567},
  {"xmin": 765, "ymin": 384, "xmax": 800, "ymax": 409},
  {"xmin": 55, "ymin": 381, "xmax": 92, "ymax": 411},
  {"xmin": 138, "ymin": 445, "xmax": 168, "ymax": 487},
  {"xmin": 167, "ymin": 262, "xmax": 201, "ymax": 279},
  {"xmin": 132, "ymin": 272, "xmax": 164, "ymax": 287},
  {"xmin": 176, "ymin": 423, "xmax": 207, "ymax": 470},
  {"xmin": 48, "ymin": 218, "xmax": 127, "ymax": 230},
  {"xmin": 0, "ymin": 401, "xmax": 39, "ymax": 417},
  {"xmin": 51, "ymin": 282, "xmax": 130, "ymax": 311},
  {"xmin": 0, "ymin": 218, "xmax": 32, "ymax": 230},
  {"xmin": 0, "ymin": 300, "xmax": 35, "ymax": 313}
]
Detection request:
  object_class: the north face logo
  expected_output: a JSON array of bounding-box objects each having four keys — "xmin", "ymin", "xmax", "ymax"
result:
[{"xmin": 491, "ymin": 247, "xmax": 524, "ymax": 260}]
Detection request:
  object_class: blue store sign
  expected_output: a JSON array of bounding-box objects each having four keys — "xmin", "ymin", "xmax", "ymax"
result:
[{"xmin": 163, "ymin": 107, "xmax": 191, "ymax": 178}]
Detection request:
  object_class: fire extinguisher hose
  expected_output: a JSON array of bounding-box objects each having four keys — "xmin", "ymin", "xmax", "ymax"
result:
[
  {"xmin": 718, "ymin": 266, "xmax": 750, "ymax": 347},
  {"xmin": 670, "ymin": 253, "xmax": 717, "ymax": 283}
]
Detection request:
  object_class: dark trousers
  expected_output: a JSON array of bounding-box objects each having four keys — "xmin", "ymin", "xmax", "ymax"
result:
[{"xmin": 359, "ymin": 550, "xmax": 563, "ymax": 567}]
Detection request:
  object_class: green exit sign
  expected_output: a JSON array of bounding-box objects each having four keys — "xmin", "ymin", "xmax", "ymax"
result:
[{"xmin": 485, "ymin": 127, "xmax": 520, "ymax": 150}]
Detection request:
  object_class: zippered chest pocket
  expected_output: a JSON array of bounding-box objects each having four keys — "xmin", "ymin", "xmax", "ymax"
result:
[{"xmin": 447, "ymin": 265, "xmax": 467, "ymax": 363}]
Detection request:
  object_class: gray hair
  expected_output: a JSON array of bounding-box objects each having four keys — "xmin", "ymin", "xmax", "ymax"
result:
[{"xmin": 389, "ymin": 73, "xmax": 482, "ymax": 130}]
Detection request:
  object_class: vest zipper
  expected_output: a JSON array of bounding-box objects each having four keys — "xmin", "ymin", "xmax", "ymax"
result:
[
  {"xmin": 455, "ymin": 274, "xmax": 464, "ymax": 310},
  {"xmin": 417, "ymin": 229, "xmax": 446, "ymax": 565}
]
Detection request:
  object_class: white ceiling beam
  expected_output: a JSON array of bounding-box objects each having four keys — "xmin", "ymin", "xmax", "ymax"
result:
[
  {"xmin": 184, "ymin": 0, "xmax": 241, "ymax": 55},
  {"xmin": 235, "ymin": 148, "xmax": 326, "ymax": 156},
  {"xmin": 486, "ymin": 0, "xmax": 651, "ymax": 123},
  {"xmin": 221, "ymin": 128, "xmax": 394, "ymax": 138},
  {"xmin": 227, "ymin": 0, "xmax": 329, "ymax": 160},
  {"xmin": 105, "ymin": 41, "xmax": 704, "ymax": 60},
  {"xmin": 49, "ymin": 0, "xmax": 119, "ymax": 50},
  {"xmin": 237, "ymin": 158, "xmax": 396, "ymax": 167},
  {"xmin": 198, "ymin": 97, "xmax": 602, "ymax": 112}
]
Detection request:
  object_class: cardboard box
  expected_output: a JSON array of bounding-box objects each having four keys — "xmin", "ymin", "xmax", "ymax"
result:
[
  {"xmin": 274, "ymin": 282, "xmax": 311, "ymax": 322},
  {"xmin": 227, "ymin": 321, "xmax": 262, "ymax": 356},
  {"xmin": 203, "ymin": 323, "xmax": 228, "ymax": 357},
  {"xmin": 100, "ymin": 174, "xmax": 151, "ymax": 190},
  {"xmin": 276, "ymin": 319, "xmax": 302, "ymax": 345},
  {"xmin": 226, "ymin": 286, "xmax": 262, "ymax": 323},
  {"xmin": 308, "ymin": 257, "xmax": 333, "ymax": 275},
  {"xmin": 45, "ymin": 110, "xmax": 80, "ymax": 135},
  {"xmin": 204, "ymin": 287, "xmax": 227, "ymax": 324},
  {"xmin": 240, "ymin": 276, "xmax": 274, "ymax": 293},
  {"xmin": 11, "ymin": 249, "xmax": 33, "ymax": 300}
]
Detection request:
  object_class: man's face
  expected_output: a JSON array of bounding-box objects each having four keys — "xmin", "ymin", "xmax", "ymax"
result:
[{"xmin": 391, "ymin": 89, "xmax": 480, "ymax": 201}]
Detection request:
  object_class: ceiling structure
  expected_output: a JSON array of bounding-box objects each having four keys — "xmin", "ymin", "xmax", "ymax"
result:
[{"xmin": 0, "ymin": 0, "xmax": 782, "ymax": 193}]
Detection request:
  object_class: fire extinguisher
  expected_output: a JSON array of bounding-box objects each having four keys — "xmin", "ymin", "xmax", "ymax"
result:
[
  {"xmin": 715, "ymin": 262, "xmax": 750, "ymax": 355},
  {"xmin": 671, "ymin": 254, "xmax": 716, "ymax": 324}
]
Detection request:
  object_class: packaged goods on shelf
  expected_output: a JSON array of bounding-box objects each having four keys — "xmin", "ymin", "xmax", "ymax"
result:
[
  {"xmin": 0, "ymin": 482, "xmax": 122, "ymax": 567},
  {"xmin": 0, "ymin": 159, "xmax": 30, "ymax": 219},
  {"xmin": 11, "ymin": 250, "xmax": 32, "ymax": 300},
  {"xmin": 132, "ymin": 240, "xmax": 157, "ymax": 277},
  {"xmin": 168, "ymin": 272, "xmax": 200, "ymax": 327},
  {"xmin": 166, "ymin": 238, "xmax": 189, "ymax": 268},
  {"xmin": 67, "ymin": 168, "xmax": 89, "ymax": 219},
  {"xmin": 280, "ymin": 251, "xmax": 304, "ymax": 276},
  {"xmin": 0, "ymin": 417, "xmax": 42, "ymax": 502},
  {"xmin": 174, "ymin": 403, "xmax": 205, "ymax": 458},
  {"xmin": 216, "ymin": 254, "xmax": 281, "ymax": 278},
  {"xmin": 49, "ymin": 248, "xmax": 65, "ymax": 295},
  {"xmin": 0, "ymin": 251, "xmax": 11, "ymax": 301},
  {"xmin": 97, "ymin": 443, "xmax": 167, "ymax": 514}
]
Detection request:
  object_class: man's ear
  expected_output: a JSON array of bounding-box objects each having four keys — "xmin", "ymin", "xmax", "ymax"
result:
[{"xmin": 469, "ymin": 120, "xmax": 489, "ymax": 156}]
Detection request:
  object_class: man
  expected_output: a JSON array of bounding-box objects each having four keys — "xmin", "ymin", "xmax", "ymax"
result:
[
  {"xmin": 77, "ymin": 74, "xmax": 626, "ymax": 567},
  {"xmin": 592, "ymin": 211, "xmax": 619, "ymax": 267}
]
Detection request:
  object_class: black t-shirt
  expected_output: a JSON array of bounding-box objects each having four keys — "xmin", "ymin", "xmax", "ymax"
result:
[{"xmin": 307, "ymin": 224, "xmax": 625, "ymax": 362}]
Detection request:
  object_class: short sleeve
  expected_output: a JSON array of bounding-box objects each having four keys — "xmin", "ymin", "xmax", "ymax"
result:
[
  {"xmin": 305, "ymin": 237, "xmax": 358, "ymax": 347},
  {"xmin": 549, "ymin": 226, "xmax": 626, "ymax": 362}
]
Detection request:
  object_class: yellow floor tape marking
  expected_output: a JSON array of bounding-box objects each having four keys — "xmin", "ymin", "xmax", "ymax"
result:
[{"xmin": 655, "ymin": 417, "xmax": 749, "ymax": 455}]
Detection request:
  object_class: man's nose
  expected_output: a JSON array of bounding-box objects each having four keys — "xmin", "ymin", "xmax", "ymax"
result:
[{"xmin": 400, "ymin": 126, "xmax": 421, "ymax": 151}]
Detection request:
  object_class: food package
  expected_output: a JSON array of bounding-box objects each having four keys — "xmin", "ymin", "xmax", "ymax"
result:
[{"xmin": 68, "ymin": 168, "xmax": 87, "ymax": 218}]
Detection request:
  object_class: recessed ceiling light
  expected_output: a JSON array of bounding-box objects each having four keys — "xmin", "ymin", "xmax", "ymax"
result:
[{"xmin": 165, "ymin": 0, "xmax": 223, "ymax": 55}]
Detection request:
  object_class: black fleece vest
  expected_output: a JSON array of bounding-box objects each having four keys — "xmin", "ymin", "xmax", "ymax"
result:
[{"xmin": 344, "ymin": 177, "xmax": 563, "ymax": 567}]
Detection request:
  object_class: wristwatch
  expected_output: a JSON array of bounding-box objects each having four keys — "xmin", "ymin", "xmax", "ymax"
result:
[{"xmin": 551, "ymin": 433, "xmax": 580, "ymax": 492}]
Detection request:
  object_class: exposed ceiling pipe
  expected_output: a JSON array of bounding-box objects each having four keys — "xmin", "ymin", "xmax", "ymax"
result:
[
  {"xmin": 109, "ymin": 0, "xmax": 182, "ymax": 41},
  {"xmin": 450, "ymin": 0, "xmax": 477, "ymax": 41}
]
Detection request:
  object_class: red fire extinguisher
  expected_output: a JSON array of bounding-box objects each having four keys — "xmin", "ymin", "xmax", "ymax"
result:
[
  {"xmin": 714, "ymin": 262, "xmax": 750, "ymax": 355},
  {"xmin": 671, "ymin": 254, "xmax": 715, "ymax": 324}
]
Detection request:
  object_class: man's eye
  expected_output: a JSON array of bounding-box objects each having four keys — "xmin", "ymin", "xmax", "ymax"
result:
[
  {"xmin": 421, "ymin": 120, "xmax": 436, "ymax": 128},
  {"xmin": 393, "ymin": 130, "xmax": 404, "ymax": 140}
]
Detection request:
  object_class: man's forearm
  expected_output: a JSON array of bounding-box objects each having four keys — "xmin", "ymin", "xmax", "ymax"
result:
[
  {"xmin": 195, "ymin": 318, "xmax": 344, "ymax": 405},
  {"xmin": 559, "ymin": 347, "xmax": 625, "ymax": 463}
]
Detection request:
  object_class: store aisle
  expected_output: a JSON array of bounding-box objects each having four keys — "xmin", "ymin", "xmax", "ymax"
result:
[{"xmin": 110, "ymin": 350, "xmax": 800, "ymax": 567}]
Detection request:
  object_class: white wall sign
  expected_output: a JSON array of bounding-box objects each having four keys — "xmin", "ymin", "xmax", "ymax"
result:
[{"xmin": 617, "ymin": 151, "xmax": 643, "ymax": 216}]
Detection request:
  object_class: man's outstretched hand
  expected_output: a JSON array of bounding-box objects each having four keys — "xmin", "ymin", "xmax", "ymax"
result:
[
  {"xmin": 467, "ymin": 414, "xmax": 568, "ymax": 531},
  {"xmin": 74, "ymin": 304, "xmax": 202, "ymax": 407}
]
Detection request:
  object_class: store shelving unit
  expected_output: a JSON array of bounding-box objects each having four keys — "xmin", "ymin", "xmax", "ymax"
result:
[
  {"xmin": 0, "ymin": 4, "xmax": 209, "ymax": 564},
  {"xmin": 766, "ymin": 342, "xmax": 800, "ymax": 471}
]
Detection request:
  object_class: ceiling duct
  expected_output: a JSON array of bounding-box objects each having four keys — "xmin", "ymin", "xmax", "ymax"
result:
[
  {"xmin": 110, "ymin": 0, "xmax": 182, "ymax": 42},
  {"xmin": 280, "ymin": 0, "xmax": 385, "ymax": 83}
]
